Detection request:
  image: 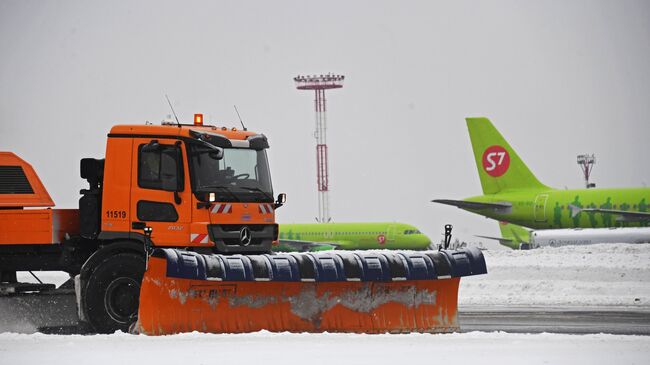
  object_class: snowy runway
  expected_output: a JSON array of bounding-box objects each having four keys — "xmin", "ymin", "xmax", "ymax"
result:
[
  {"xmin": 459, "ymin": 306, "xmax": 650, "ymax": 334},
  {"xmin": 0, "ymin": 331, "xmax": 649, "ymax": 365},
  {"xmin": 459, "ymin": 243, "xmax": 650, "ymax": 308},
  {"xmin": 2, "ymin": 244, "xmax": 650, "ymax": 364}
]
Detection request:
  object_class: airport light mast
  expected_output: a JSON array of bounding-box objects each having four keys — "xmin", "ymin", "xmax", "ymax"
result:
[
  {"xmin": 294, "ymin": 74, "xmax": 345, "ymax": 223},
  {"xmin": 577, "ymin": 154, "xmax": 596, "ymax": 188}
]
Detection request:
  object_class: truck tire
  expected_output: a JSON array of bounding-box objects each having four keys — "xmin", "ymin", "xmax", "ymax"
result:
[{"xmin": 84, "ymin": 252, "xmax": 145, "ymax": 333}]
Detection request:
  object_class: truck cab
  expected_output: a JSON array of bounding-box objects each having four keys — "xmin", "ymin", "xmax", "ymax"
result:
[{"xmin": 82, "ymin": 121, "xmax": 280, "ymax": 253}]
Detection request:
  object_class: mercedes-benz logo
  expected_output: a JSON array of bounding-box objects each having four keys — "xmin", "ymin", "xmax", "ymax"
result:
[{"xmin": 239, "ymin": 226, "xmax": 252, "ymax": 246}]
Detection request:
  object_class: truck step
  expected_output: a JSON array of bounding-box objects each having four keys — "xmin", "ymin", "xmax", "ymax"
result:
[{"xmin": 0, "ymin": 282, "xmax": 56, "ymax": 296}]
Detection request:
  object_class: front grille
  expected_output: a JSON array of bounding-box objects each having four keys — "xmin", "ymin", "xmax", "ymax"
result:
[
  {"xmin": 208, "ymin": 224, "xmax": 277, "ymax": 254},
  {"xmin": 219, "ymin": 224, "xmax": 268, "ymax": 233}
]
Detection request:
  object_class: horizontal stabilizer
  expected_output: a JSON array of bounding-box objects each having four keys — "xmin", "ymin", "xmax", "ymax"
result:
[
  {"xmin": 474, "ymin": 235, "xmax": 513, "ymax": 245},
  {"xmin": 278, "ymin": 239, "xmax": 339, "ymax": 252},
  {"xmin": 569, "ymin": 204, "xmax": 650, "ymax": 222},
  {"xmin": 495, "ymin": 221, "xmax": 531, "ymax": 249},
  {"xmin": 432, "ymin": 199, "xmax": 512, "ymax": 213}
]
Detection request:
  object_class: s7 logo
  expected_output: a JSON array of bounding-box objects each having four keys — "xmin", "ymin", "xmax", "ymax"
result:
[
  {"xmin": 485, "ymin": 151, "xmax": 506, "ymax": 171},
  {"xmin": 482, "ymin": 146, "xmax": 510, "ymax": 177}
]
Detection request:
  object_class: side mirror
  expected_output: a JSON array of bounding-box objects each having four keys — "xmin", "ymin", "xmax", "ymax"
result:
[
  {"xmin": 198, "ymin": 192, "xmax": 216, "ymax": 203},
  {"xmin": 196, "ymin": 192, "xmax": 216, "ymax": 210},
  {"xmin": 141, "ymin": 140, "xmax": 161, "ymax": 152},
  {"xmin": 194, "ymin": 142, "xmax": 224, "ymax": 160},
  {"xmin": 208, "ymin": 149, "xmax": 224, "ymax": 160},
  {"xmin": 274, "ymin": 193, "xmax": 287, "ymax": 209}
]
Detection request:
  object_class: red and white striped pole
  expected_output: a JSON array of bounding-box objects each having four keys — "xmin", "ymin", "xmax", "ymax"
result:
[
  {"xmin": 295, "ymin": 74, "xmax": 344, "ymax": 223},
  {"xmin": 315, "ymin": 88, "xmax": 329, "ymax": 222}
]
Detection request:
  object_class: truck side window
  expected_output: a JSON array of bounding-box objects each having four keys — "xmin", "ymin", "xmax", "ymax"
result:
[{"xmin": 138, "ymin": 144, "xmax": 183, "ymax": 191}]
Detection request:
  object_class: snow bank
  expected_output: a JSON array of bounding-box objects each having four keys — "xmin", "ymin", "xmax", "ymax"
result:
[
  {"xmin": 460, "ymin": 243, "xmax": 650, "ymax": 307},
  {"xmin": 0, "ymin": 331, "xmax": 647, "ymax": 365}
]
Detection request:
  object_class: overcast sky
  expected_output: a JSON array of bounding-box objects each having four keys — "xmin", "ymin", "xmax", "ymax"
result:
[{"xmin": 1, "ymin": 0, "xmax": 649, "ymax": 249}]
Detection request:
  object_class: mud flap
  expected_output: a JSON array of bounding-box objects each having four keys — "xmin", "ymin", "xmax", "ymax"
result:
[
  {"xmin": 136, "ymin": 248, "xmax": 487, "ymax": 335},
  {"xmin": 74, "ymin": 275, "xmax": 86, "ymax": 322}
]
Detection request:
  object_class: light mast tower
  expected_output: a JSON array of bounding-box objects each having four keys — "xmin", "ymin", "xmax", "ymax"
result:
[{"xmin": 294, "ymin": 74, "xmax": 345, "ymax": 223}]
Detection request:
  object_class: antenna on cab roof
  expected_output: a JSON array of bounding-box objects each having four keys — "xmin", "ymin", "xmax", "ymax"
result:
[
  {"xmin": 234, "ymin": 105, "xmax": 248, "ymax": 131},
  {"xmin": 165, "ymin": 94, "xmax": 181, "ymax": 127}
]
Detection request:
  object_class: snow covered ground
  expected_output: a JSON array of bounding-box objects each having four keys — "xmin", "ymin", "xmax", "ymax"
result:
[
  {"xmin": 459, "ymin": 243, "xmax": 650, "ymax": 308},
  {"xmin": 3, "ymin": 244, "xmax": 650, "ymax": 364},
  {"xmin": 0, "ymin": 331, "xmax": 648, "ymax": 365}
]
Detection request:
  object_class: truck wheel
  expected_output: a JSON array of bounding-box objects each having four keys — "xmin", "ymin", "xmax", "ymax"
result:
[{"xmin": 84, "ymin": 252, "xmax": 145, "ymax": 333}]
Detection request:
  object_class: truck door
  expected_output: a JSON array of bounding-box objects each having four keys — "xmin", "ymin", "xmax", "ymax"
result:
[
  {"xmin": 130, "ymin": 138, "xmax": 192, "ymax": 245},
  {"xmin": 534, "ymin": 194, "xmax": 549, "ymax": 222}
]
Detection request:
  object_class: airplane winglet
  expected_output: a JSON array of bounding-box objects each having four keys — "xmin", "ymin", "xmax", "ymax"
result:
[{"xmin": 568, "ymin": 204, "xmax": 582, "ymax": 218}]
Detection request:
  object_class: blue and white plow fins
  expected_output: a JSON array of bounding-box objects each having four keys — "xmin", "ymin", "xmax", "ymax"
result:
[
  {"xmin": 156, "ymin": 247, "xmax": 487, "ymax": 282},
  {"xmin": 137, "ymin": 248, "xmax": 487, "ymax": 335}
]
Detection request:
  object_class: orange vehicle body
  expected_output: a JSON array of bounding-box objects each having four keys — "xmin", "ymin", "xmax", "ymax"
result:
[
  {"xmin": 0, "ymin": 152, "xmax": 54, "ymax": 209},
  {"xmin": 0, "ymin": 153, "xmax": 79, "ymax": 245},
  {"xmin": 138, "ymin": 254, "xmax": 461, "ymax": 335},
  {"xmin": 0, "ymin": 208, "xmax": 79, "ymax": 245}
]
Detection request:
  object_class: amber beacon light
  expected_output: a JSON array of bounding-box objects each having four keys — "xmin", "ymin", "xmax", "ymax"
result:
[{"xmin": 194, "ymin": 113, "xmax": 203, "ymax": 126}]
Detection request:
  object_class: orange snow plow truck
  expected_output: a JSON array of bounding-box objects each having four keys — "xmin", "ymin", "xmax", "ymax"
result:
[{"xmin": 0, "ymin": 116, "xmax": 486, "ymax": 334}]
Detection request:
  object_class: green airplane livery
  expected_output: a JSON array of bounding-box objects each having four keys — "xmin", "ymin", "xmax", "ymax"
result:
[
  {"xmin": 433, "ymin": 117, "xmax": 650, "ymax": 237},
  {"xmin": 276, "ymin": 222, "xmax": 432, "ymax": 252},
  {"xmin": 475, "ymin": 221, "xmax": 533, "ymax": 249}
]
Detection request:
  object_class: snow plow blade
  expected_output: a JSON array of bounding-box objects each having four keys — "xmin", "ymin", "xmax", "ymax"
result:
[{"xmin": 136, "ymin": 248, "xmax": 487, "ymax": 335}]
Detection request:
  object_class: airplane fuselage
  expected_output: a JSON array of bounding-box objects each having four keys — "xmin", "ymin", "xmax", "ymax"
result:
[
  {"xmin": 530, "ymin": 227, "xmax": 650, "ymax": 247},
  {"xmin": 465, "ymin": 187, "xmax": 650, "ymax": 230},
  {"xmin": 278, "ymin": 222, "xmax": 432, "ymax": 250}
]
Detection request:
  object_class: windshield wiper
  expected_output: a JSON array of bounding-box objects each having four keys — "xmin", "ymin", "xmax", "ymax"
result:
[
  {"xmin": 196, "ymin": 185, "xmax": 240, "ymax": 202},
  {"xmin": 238, "ymin": 186, "xmax": 273, "ymax": 201}
]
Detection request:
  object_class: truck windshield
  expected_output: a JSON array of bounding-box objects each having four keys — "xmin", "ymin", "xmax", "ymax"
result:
[{"xmin": 189, "ymin": 145, "xmax": 273, "ymax": 203}]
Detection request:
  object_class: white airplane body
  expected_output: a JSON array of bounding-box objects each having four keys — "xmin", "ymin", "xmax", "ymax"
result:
[{"xmin": 530, "ymin": 227, "xmax": 650, "ymax": 247}]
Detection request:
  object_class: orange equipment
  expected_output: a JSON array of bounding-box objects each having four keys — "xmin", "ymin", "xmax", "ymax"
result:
[
  {"xmin": 136, "ymin": 247, "xmax": 486, "ymax": 335},
  {"xmin": 1, "ymin": 118, "xmax": 487, "ymax": 335}
]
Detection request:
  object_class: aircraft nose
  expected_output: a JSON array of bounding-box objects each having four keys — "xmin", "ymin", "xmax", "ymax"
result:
[{"xmin": 420, "ymin": 234, "xmax": 433, "ymax": 249}]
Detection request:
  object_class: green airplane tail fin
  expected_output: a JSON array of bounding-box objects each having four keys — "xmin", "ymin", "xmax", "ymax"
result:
[{"xmin": 466, "ymin": 117, "xmax": 548, "ymax": 194}]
